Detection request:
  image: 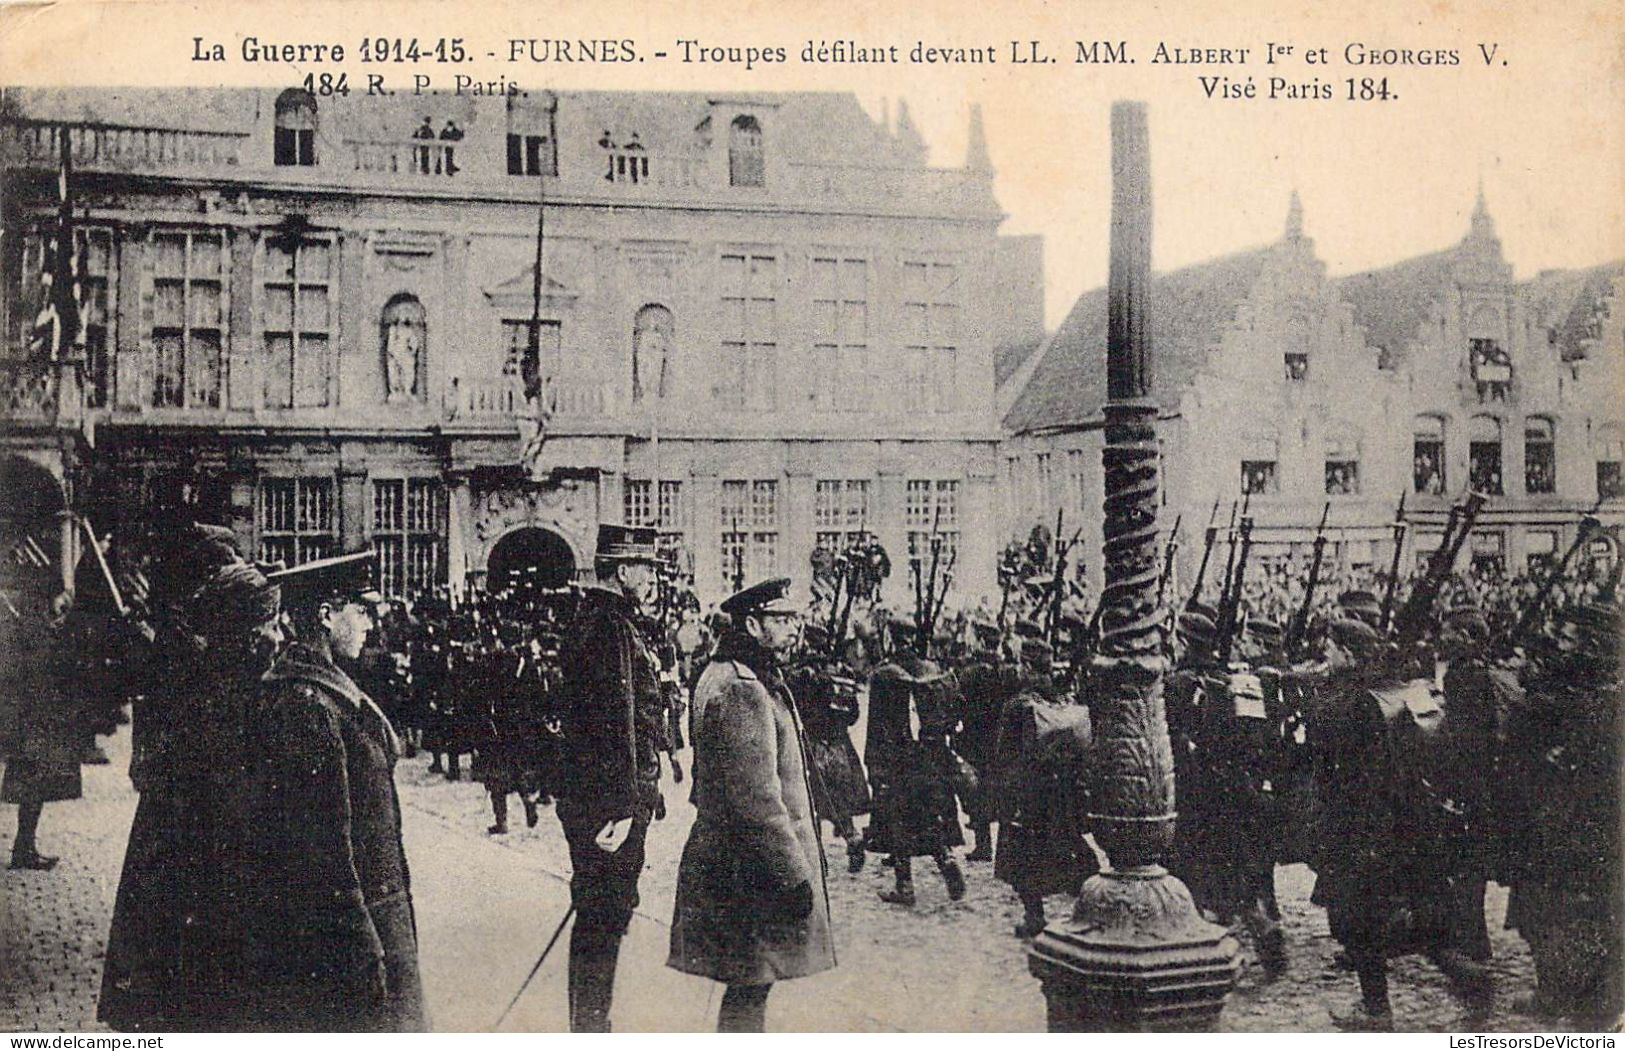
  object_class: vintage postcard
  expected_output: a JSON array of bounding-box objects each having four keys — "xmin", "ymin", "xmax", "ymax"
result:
[{"xmin": 0, "ymin": 0, "xmax": 1621, "ymax": 1037}]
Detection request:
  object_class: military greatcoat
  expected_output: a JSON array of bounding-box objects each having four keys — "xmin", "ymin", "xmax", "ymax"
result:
[
  {"xmin": 668, "ymin": 631, "xmax": 835, "ymax": 985},
  {"xmin": 241, "ymin": 641, "xmax": 426, "ymax": 1032}
]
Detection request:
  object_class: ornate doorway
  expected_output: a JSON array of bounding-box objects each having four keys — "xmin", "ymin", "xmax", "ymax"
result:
[{"xmin": 486, "ymin": 526, "xmax": 577, "ymax": 591}]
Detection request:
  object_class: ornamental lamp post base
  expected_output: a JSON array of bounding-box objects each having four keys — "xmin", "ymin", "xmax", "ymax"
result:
[{"xmin": 1029, "ymin": 865, "xmax": 1240, "ymax": 1032}]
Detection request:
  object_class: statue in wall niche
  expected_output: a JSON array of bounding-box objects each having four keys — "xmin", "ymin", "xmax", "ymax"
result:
[{"xmin": 382, "ymin": 295, "xmax": 426, "ymax": 401}]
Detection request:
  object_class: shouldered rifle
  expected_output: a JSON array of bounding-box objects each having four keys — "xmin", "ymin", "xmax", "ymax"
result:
[
  {"xmin": 1378, "ymin": 490, "xmax": 1408, "ymax": 633},
  {"xmin": 1215, "ymin": 491, "xmax": 1250, "ymax": 617},
  {"xmin": 1392, "ymin": 490, "xmax": 1487, "ymax": 649},
  {"xmin": 1215, "ymin": 504, "xmax": 1255, "ymax": 664},
  {"xmin": 1287, "ymin": 501, "xmax": 1331, "ymax": 659},
  {"xmin": 1186, "ymin": 496, "xmax": 1227, "ymax": 612},
  {"xmin": 1155, "ymin": 514, "xmax": 1183, "ymax": 609},
  {"xmin": 1501, "ymin": 497, "xmax": 1604, "ymax": 653}
]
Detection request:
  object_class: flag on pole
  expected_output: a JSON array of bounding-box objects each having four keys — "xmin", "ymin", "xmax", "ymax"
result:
[{"xmin": 28, "ymin": 130, "xmax": 84, "ymax": 365}]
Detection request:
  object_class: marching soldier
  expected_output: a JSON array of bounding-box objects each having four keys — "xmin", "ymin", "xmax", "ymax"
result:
[
  {"xmin": 1503, "ymin": 600, "xmax": 1622, "ymax": 1024},
  {"xmin": 990, "ymin": 636, "xmax": 1096, "ymax": 938},
  {"xmin": 553, "ymin": 524, "xmax": 666, "ymax": 1032},
  {"xmin": 785, "ymin": 623, "xmax": 871, "ymax": 873},
  {"xmin": 668, "ymin": 577, "xmax": 835, "ymax": 1032},
  {"xmin": 865, "ymin": 655, "xmax": 968, "ymax": 906}
]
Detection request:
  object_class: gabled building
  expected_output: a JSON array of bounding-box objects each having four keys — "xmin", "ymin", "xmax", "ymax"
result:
[
  {"xmin": 1001, "ymin": 190, "xmax": 1623, "ymax": 592},
  {"xmin": 1, "ymin": 88, "xmax": 1035, "ymax": 605}
]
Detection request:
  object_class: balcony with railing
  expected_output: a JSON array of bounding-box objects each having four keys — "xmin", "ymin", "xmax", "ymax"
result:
[
  {"xmin": 2, "ymin": 119, "xmax": 246, "ymax": 173},
  {"xmin": 443, "ymin": 375, "xmax": 613, "ymax": 426},
  {"xmin": 347, "ymin": 138, "xmax": 464, "ymax": 177}
]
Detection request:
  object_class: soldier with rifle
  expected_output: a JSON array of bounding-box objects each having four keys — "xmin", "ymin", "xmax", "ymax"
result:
[{"xmin": 1312, "ymin": 491, "xmax": 1496, "ymax": 1030}]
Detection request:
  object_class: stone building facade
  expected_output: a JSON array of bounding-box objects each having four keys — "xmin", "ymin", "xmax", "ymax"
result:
[
  {"xmin": 1, "ymin": 88, "xmax": 1027, "ymax": 607},
  {"xmin": 1002, "ymin": 191, "xmax": 1624, "ymax": 593}
]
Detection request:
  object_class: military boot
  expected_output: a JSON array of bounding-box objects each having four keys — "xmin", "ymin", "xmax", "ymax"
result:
[
  {"xmin": 846, "ymin": 837, "xmax": 866, "ymax": 873},
  {"xmin": 937, "ymin": 855, "xmax": 967, "ymax": 901},
  {"xmin": 879, "ymin": 859, "xmax": 915, "ymax": 906}
]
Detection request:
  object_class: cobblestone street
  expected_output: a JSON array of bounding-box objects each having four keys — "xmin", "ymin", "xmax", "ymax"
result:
[{"xmin": 0, "ymin": 721, "xmax": 1600, "ymax": 1033}]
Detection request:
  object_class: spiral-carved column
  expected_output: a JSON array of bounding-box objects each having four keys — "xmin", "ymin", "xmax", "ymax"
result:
[{"xmin": 1029, "ymin": 101, "xmax": 1238, "ymax": 1032}]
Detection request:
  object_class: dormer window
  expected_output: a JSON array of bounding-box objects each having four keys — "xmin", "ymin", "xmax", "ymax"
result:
[
  {"xmin": 274, "ymin": 89, "xmax": 317, "ymax": 166},
  {"xmin": 729, "ymin": 115, "xmax": 764, "ymax": 187}
]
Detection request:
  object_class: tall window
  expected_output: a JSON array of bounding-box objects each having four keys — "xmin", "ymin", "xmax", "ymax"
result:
[
  {"xmin": 814, "ymin": 479, "xmax": 871, "ymax": 551},
  {"xmin": 1413, "ymin": 415, "xmax": 1447, "ymax": 495},
  {"xmin": 75, "ymin": 229, "xmax": 114, "ymax": 407},
  {"xmin": 1469, "ymin": 335, "xmax": 1512, "ymax": 403},
  {"xmin": 719, "ymin": 253, "xmax": 777, "ymax": 411},
  {"xmin": 728, "ymin": 115, "xmax": 765, "ymax": 188},
  {"xmin": 811, "ymin": 256, "xmax": 869, "ymax": 412},
  {"xmin": 373, "ymin": 478, "xmax": 442, "ymax": 597},
  {"xmin": 13, "ymin": 227, "xmax": 115, "ymax": 406},
  {"xmin": 625, "ymin": 479, "xmax": 686, "ymax": 551},
  {"xmin": 502, "ymin": 319, "xmax": 561, "ymax": 401},
  {"xmin": 1324, "ymin": 435, "xmax": 1361, "ymax": 496},
  {"xmin": 259, "ymin": 477, "xmax": 335, "ymax": 565},
  {"xmin": 1284, "ymin": 352, "xmax": 1309, "ymax": 382},
  {"xmin": 1525, "ymin": 529, "xmax": 1559, "ymax": 572},
  {"xmin": 151, "ymin": 230, "xmax": 224, "ymax": 409},
  {"xmin": 1470, "ymin": 530, "xmax": 1506, "ymax": 578},
  {"xmin": 263, "ymin": 239, "xmax": 332, "ymax": 409},
  {"xmin": 273, "ymin": 89, "xmax": 317, "ymax": 167},
  {"xmin": 719, "ymin": 480, "xmax": 778, "ymax": 589},
  {"xmin": 1524, "ymin": 417, "xmax": 1556, "ymax": 495},
  {"xmin": 1597, "ymin": 428, "xmax": 1624, "ymax": 501},
  {"xmin": 905, "ymin": 479, "xmax": 960, "ymax": 562},
  {"xmin": 1034, "ymin": 453, "xmax": 1052, "ymax": 507},
  {"xmin": 1067, "ymin": 449, "xmax": 1089, "ymax": 512},
  {"xmin": 506, "ymin": 99, "xmax": 556, "ymax": 177},
  {"xmin": 901, "ymin": 260, "xmax": 960, "ymax": 413},
  {"xmin": 1469, "ymin": 415, "xmax": 1503, "ymax": 495}
]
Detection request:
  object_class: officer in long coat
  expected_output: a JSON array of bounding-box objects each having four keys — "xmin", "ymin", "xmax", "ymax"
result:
[
  {"xmin": 243, "ymin": 550, "xmax": 427, "ymax": 1032},
  {"xmin": 99, "ymin": 557, "xmax": 284, "ymax": 1031},
  {"xmin": 668, "ymin": 577, "xmax": 835, "ymax": 1032},
  {"xmin": 553, "ymin": 524, "xmax": 667, "ymax": 1032}
]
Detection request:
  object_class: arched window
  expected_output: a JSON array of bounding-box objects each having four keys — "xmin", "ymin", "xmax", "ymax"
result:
[
  {"xmin": 1596, "ymin": 425, "xmax": 1624, "ymax": 501},
  {"xmin": 632, "ymin": 304, "xmax": 674, "ymax": 403},
  {"xmin": 274, "ymin": 89, "xmax": 317, "ymax": 167},
  {"xmin": 1324, "ymin": 432, "xmax": 1362, "ymax": 496},
  {"xmin": 1468, "ymin": 415, "xmax": 1503, "ymax": 495},
  {"xmin": 1413, "ymin": 415, "xmax": 1447, "ymax": 495},
  {"xmin": 729, "ymin": 115, "xmax": 765, "ymax": 188},
  {"xmin": 380, "ymin": 295, "xmax": 426, "ymax": 402},
  {"xmin": 1524, "ymin": 416, "xmax": 1556, "ymax": 495}
]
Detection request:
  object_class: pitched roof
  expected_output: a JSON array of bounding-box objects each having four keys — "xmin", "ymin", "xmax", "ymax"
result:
[
  {"xmin": 1002, "ymin": 247, "xmax": 1271, "ymax": 434},
  {"xmin": 1523, "ymin": 261, "xmax": 1624, "ymax": 361},
  {"xmin": 1334, "ymin": 250, "xmax": 1457, "ymax": 369},
  {"xmin": 994, "ymin": 335, "xmax": 1045, "ymax": 389}
]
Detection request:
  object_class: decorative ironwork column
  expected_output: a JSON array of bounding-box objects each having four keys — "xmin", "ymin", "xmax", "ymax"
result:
[{"xmin": 1028, "ymin": 100, "xmax": 1239, "ymax": 1032}]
